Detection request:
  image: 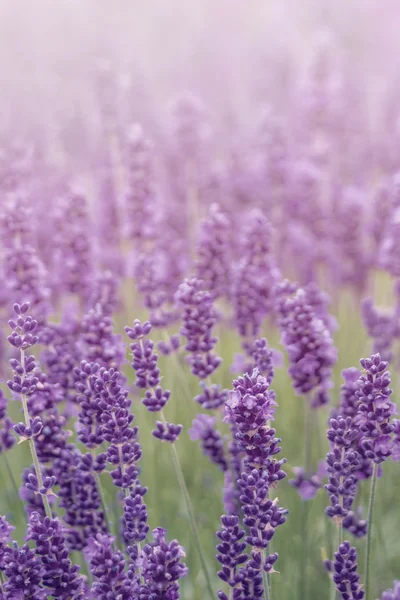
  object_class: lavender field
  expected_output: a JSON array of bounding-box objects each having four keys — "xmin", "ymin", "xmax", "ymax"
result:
[{"xmin": 0, "ymin": 2, "xmax": 400, "ymax": 599}]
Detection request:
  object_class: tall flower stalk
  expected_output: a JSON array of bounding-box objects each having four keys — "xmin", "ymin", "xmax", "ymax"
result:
[{"xmin": 7, "ymin": 303, "xmax": 54, "ymax": 519}]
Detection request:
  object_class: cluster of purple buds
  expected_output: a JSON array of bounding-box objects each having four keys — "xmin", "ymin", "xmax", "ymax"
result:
[
  {"xmin": 219, "ymin": 369, "xmax": 287, "ymax": 594},
  {"xmin": 238, "ymin": 468, "xmax": 288, "ymax": 551},
  {"xmin": 356, "ymin": 354, "xmax": 396, "ymax": 464},
  {"xmin": 85, "ymin": 533, "xmax": 134, "ymax": 600},
  {"xmin": 216, "ymin": 515, "xmax": 247, "ymax": 593},
  {"xmin": 123, "ymin": 482, "xmax": 149, "ymax": 548},
  {"xmin": 28, "ymin": 511, "xmax": 85, "ymax": 599},
  {"xmin": 14, "ymin": 415, "xmax": 43, "ymax": 441},
  {"xmin": 325, "ymin": 416, "xmax": 360, "ymax": 521},
  {"xmin": 125, "ymin": 319, "xmax": 182, "ymax": 442},
  {"xmin": 325, "ymin": 541, "xmax": 364, "ymax": 599},
  {"xmin": 2, "ymin": 542, "xmax": 47, "ymax": 599},
  {"xmin": 75, "ymin": 361, "xmax": 141, "ymax": 488},
  {"xmin": 225, "ymin": 369, "xmax": 280, "ymax": 471},
  {"xmin": 53, "ymin": 449, "xmax": 108, "ymax": 551},
  {"xmin": 140, "ymin": 527, "xmax": 188, "ymax": 599},
  {"xmin": 25, "ymin": 471, "xmax": 56, "ymax": 497}
]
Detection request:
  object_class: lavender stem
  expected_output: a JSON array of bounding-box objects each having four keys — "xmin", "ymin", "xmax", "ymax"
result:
[
  {"xmin": 160, "ymin": 410, "xmax": 214, "ymax": 600},
  {"xmin": 262, "ymin": 549, "xmax": 271, "ymax": 600},
  {"xmin": 20, "ymin": 351, "xmax": 52, "ymax": 520},
  {"xmin": 364, "ymin": 463, "xmax": 378, "ymax": 600}
]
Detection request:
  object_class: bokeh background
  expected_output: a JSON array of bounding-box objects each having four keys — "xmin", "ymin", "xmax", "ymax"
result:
[{"xmin": 0, "ymin": 1, "xmax": 400, "ymax": 599}]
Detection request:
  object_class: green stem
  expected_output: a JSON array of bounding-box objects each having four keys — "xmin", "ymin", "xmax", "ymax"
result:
[
  {"xmin": 161, "ymin": 412, "xmax": 214, "ymax": 600},
  {"xmin": 364, "ymin": 463, "xmax": 378, "ymax": 600},
  {"xmin": 95, "ymin": 472, "xmax": 112, "ymax": 535},
  {"xmin": 3, "ymin": 452, "xmax": 23, "ymax": 514},
  {"xmin": 299, "ymin": 399, "xmax": 312, "ymax": 600},
  {"xmin": 330, "ymin": 522, "xmax": 342, "ymax": 600},
  {"xmin": 262, "ymin": 550, "xmax": 271, "ymax": 600},
  {"xmin": 19, "ymin": 350, "xmax": 52, "ymax": 519}
]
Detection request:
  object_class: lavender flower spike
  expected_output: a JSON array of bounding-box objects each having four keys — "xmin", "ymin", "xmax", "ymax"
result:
[
  {"xmin": 140, "ymin": 527, "xmax": 188, "ymax": 599},
  {"xmin": 356, "ymin": 354, "xmax": 396, "ymax": 464},
  {"xmin": 326, "ymin": 541, "xmax": 364, "ymax": 599},
  {"xmin": 28, "ymin": 511, "xmax": 85, "ymax": 599},
  {"xmin": 325, "ymin": 416, "xmax": 360, "ymax": 521}
]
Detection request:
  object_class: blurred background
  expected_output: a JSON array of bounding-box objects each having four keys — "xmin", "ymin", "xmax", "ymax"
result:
[{"xmin": 1, "ymin": 2, "xmax": 400, "ymax": 599}]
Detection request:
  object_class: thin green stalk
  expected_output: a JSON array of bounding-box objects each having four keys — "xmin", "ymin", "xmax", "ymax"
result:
[
  {"xmin": 95, "ymin": 472, "xmax": 112, "ymax": 535},
  {"xmin": 364, "ymin": 463, "xmax": 378, "ymax": 600},
  {"xmin": 330, "ymin": 522, "xmax": 342, "ymax": 600},
  {"xmin": 262, "ymin": 550, "xmax": 271, "ymax": 600},
  {"xmin": 19, "ymin": 350, "xmax": 52, "ymax": 519},
  {"xmin": 161, "ymin": 411, "xmax": 214, "ymax": 600},
  {"xmin": 3, "ymin": 453, "xmax": 23, "ymax": 515},
  {"xmin": 299, "ymin": 399, "xmax": 312, "ymax": 600}
]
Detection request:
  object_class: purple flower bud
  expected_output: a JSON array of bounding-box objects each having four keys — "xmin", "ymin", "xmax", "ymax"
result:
[{"xmin": 152, "ymin": 421, "xmax": 182, "ymax": 443}]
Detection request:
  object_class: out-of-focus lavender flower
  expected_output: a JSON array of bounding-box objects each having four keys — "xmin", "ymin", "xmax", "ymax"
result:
[
  {"xmin": 195, "ymin": 203, "xmax": 231, "ymax": 300},
  {"xmin": 54, "ymin": 449, "xmax": 108, "ymax": 551},
  {"xmin": 378, "ymin": 581, "xmax": 400, "ymax": 600},
  {"xmin": 325, "ymin": 541, "xmax": 364, "ymax": 600},
  {"xmin": 331, "ymin": 186, "xmax": 369, "ymax": 293},
  {"xmin": 304, "ymin": 281, "xmax": 338, "ymax": 333},
  {"xmin": 39, "ymin": 307, "xmax": 82, "ymax": 409},
  {"xmin": 232, "ymin": 209, "xmax": 279, "ymax": 339},
  {"xmin": 140, "ymin": 527, "xmax": 188, "ymax": 599},
  {"xmin": 124, "ymin": 124, "xmax": 156, "ymax": 243},
  {"xmin": 325, "ymin": 416, "xmax": 360, "ymax": 521},
  {"xmin": 0, "ymin": 390, "xmax": 15, "ymax": 452},
  {"xmin": 275, "ymin": 281, "xmax": 337, "ymax": 407},
  {"xmin": 0, "ymin": 199, "xmax": 50, "ymax": 317},
  {"xmin": 53, "ymin": 188, "xmax": 94, "ymax": 304},
  {"xmin": 176, "ymin": 278, "xmax": 221, "ymax": 378},
  {"xmin": 356, "ymin": 354, "xmax": 396, "ymax": 464},
  {"xmin": 3, "ymin": 543, "xmax": 47, "ymax": 599},
  {"xmin": 343, "ymin": 508, "xmax": 368, "ymax": 539},
  {"xmin": 0, "ymin": 515, "xmax": 15, "ymax": 569},
  {"xmin": 189, "ymin": 414, "xmax": 228, "ymax": 472},
  {"xmin": 392, "ymin": 419, "xmax": 400, "ymax": 461},
  {"xmin": 157, "ymin": 335, "xmax": 180, "ymax": 356},
  {"xmin": 361, "ymin": 298, "xmax": 398, "ymax": 363},
  {"xmin": 289, "ymin": 461, "xmax": 326, "ymax": 501},
  {"xmin": 28, "ymin": 511, "xmax": 85, "ymax": 599},
  {"xmin": 85, "ymin": 533, "xmax": 134, "ymax": 600},
  {"xmin": 88, "ymin": 271, "xmax": 121, "ymax": 317},
  {"xmin": 380, "ymin": 205, "xmax": 400, "ymax": 278}
]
